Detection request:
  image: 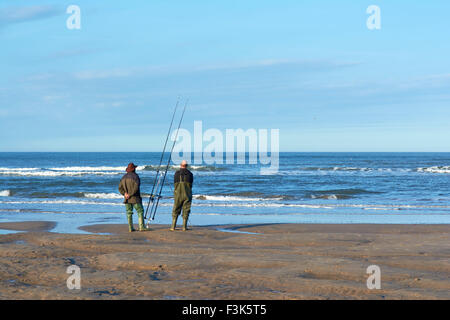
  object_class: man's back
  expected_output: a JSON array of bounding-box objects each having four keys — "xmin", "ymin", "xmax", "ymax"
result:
[
  {"xmin": 171, "ymin": 164, "xmax": 193, "ymax": 231},
  {"xmin": 174, "ymin": 168, "xmax": 193, "ymax": 200},
  {"xmin": 174, "ymin": 168, "xmax": 193, "ymax": 184},
  {"xmin": 119, "ymin": 171, "xmax": 142, "ymax": 203}
]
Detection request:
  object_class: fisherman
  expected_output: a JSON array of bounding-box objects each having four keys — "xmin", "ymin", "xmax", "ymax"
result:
[
  {"xmin": 118, "ymin": 163, "xmax": 149, "ymax": 232},
  {"xmin": 170, "ymin": 160, "xmax": 193, "ymax": 231}
]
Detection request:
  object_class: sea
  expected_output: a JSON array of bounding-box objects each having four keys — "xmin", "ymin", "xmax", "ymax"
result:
[{"xmin": 0, "ymin": 152, "xmax": 449, "ymax": 233}]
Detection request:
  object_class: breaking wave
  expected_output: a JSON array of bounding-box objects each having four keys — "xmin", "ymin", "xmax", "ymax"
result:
[
  {"xmin": 142, "ymin": 165, "xmax": 226, "ymax": 172},
  {"xmin": 0, "ymin": 199, "xmax": 123, "ymax": 206},
  {"xmin": 83, "ymin": 192, "xmax": 123, "ymax": 199},
  {"xmin": 0, "ymin": 164, "xmax": 225, "ymax": 177},
  {"xmin": 193, "ymin": 194, "xmax": 284, "ymax": 202},
  {"xmin": 416, "ymin": 166, "xmax": 450, "ymax": 174},
  {"xmin": 308, "ymin": 188, "xmax": 381, "ymax": 200},
  {"xmin": 49, "ymin": 166, "xmax": 127, "ymax": 172},
  {"xmin": 2, "ymin": 199, "xmax": 449, "ymax": 212},
  {"xmin": 0, "ymin": 190, "xmax": 11, "ymax": 197},
  {"xmin": 298, "ymin": 166, "xmax": 450, "ymax": 174},
  {"xmin": 295, "ymin": 166, "xmax": 417, "ymax": 174},
  {"xmin": 0, "ymin": 167, "xmax": 123, "ymax": 177},
  {"xmin": 310, "ymin": 194, "xmax": 350, "ymax": 200}
]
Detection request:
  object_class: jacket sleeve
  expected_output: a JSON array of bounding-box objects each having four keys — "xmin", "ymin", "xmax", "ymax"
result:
[{"xmin": 118, "ymin": 179, "xmax": 125, "ymax": 195}]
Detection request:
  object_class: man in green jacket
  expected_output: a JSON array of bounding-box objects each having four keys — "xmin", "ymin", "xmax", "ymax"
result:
[
  {"xmin": 171, "ymin": 160, "xmax": 193, "ymax": 231},
  {"xmin": 118, "ymin": 163, "xmax": 149, "ymax": 232}
]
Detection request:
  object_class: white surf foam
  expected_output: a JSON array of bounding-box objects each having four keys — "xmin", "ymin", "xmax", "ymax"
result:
[
  {"xmin": 193, "ymin": 194, "xmax": 283, "ymax": 202},
  {"xmin": 0, "ymin": 164, "xmax": 192, "ymax": 177},
  {"xmin": 0, "ymin": 167, "xmax": 38, "ymax": 171},
  {"xmin": 298, "ymin": 167, "xmax": 413, "ymax": 173},
  {"xmin": 1, "ymin": 198, "xmax": 449, "ymax": 211},
  {"xmin": 0, "ymin": 190, "xmax": 11, "ymax": 197},
  {"xmin": 0, "ymin": 167, "xmax": 124, "ymax": 177},
  {"xmin": 0, "ymin": 199, "xmax": 123, "ymax": 206},
  {"xmin": 84, "ymin": 193, "xmax": 123, "ymax": 199},
  {"xmin": 49, "ymin": 166, "xmax": 126, "ymax": 171},
  {"xmin": 311, "ymin": 194, "xmax": 339, "ymax": 200},
  {"xmin": 417, "ymin": 166, "xmax": 450, "ymax": 174}
]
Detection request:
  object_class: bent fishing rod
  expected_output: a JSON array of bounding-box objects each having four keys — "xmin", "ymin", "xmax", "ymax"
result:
[
  {"xmin": 144, "ymin": 98, "xmax": 179, "ymax": 219},
  {"xmin": 145, "ymin": 99, "xmax": 188, "ymax": 223}
]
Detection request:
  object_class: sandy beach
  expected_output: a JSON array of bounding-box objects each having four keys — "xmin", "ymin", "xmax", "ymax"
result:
[{"xmin": 0, "ymin": 221, "xmax": 449, "ymax": 300}]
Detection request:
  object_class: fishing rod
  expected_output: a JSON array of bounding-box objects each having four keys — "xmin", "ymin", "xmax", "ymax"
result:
[
  {"xmin": 147, "ymin": 99, "xmax": 188, "ymax": 223},
  {"xmin": 144, "ymin": 98, "xmax": 179, "ymax": 220}
]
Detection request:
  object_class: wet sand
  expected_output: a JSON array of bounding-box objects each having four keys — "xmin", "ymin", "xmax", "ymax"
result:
[{"xmin": 0, "ymin": 222, "xmax": 449, "ymax": 299}]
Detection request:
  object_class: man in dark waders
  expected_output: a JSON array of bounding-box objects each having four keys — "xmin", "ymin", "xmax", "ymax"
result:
[
  {"xmin": 118, "ymin": 163, "xmax": 149, "ymax": 232},
  {"xmin": 170, "ymin": 160, "xmax": 193, "ymax": 231}
]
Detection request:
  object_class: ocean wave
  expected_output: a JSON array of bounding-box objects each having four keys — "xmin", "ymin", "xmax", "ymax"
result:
[
  {"xmin": 29, "ymin": 192, "xmax": 85, "ymax": 198},
  {"xmin": 49, "ymin": 166, "xmax": 127, "ymax": 171},
  {"xmin": 0, "ymin": 165, "xmax": 140, "ymax": 177},
  {"xmin": 83, "ymin": 192, "xmax": 123, "ymax": 199},
  {"xmin": 1, "ymin": 199, "xmax": 450, "ymax": 211},
  {"xmin": 191, "ymin": 203, "xmax": 335, "ymax": 209},
  {"xmin": 0, "ymin": 199, "xmax": 330, "ymax": 209},
  {"xmin": 301, "ymin": 166, "xmax": 374, "ymax": 172},
  {"xmin": 416, "ymin": 166, "xmax": 450, "ymax": 174},
  {"xmin": 4, "ymin": 190, "xmax": 159, "ymax": 200},
  {"xmin": 310, "ymin": 194, "xmax": 351, "ymax": 200},
  {"xmin": 298, "ymin": 167, "xmax": 411, "ymax": 173},
  {"xmin": 0, "ymin": 164, "xmax": 225, "ymax": 177},
  {"xmin": 48, "ymin": 165, "xmax": 222, "ymax": 172},
  {"xmin": 0, "ymin": 167, "xmax": 38, "ymax": 171},
  {"xmin": 302, "ymin": 166, "xmax": 364, "ymax": 171},
  {"xmin": 228, "ymin": 191, "xmax": 292, "ymax": 200},
  {"xmin": 142, "ymin": 164, "xmax": 226, "ymax": 172},
  {"xmin": 309, "ymin": 188, "xmax": 380, "ymax": 200},
  {"xmin": 193, "ymin": 194, "xmax": 284, "ymax": 202},
  {"xmin": 0, "ymin": 190, "xmax": 11, "ymax": 197},
  {"xmin": 0, "ymin": 168, "xmax": 122, "ymax": 177},
  {"xmin": 299, "ymin": 166, "xmax": 450, "ymax": 174},
  {"xmin": 0, "ymin": 199, "xmax": 123, "ymax": 206}
]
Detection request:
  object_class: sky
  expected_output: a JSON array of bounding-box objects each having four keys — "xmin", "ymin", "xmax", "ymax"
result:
[{"xmin": 0, "ymin": 0, "xmax": 449, "ymax": 152}]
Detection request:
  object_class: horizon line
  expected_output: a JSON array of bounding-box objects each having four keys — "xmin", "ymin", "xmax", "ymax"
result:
[{"xmin": 1, "ymin": 151, "xmax": 449, "ymax": 153}]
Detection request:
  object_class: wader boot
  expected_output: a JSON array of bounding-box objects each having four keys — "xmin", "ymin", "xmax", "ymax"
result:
[
  {"xmin": 136, "ymin": 204, "xmax": 149, "ymax": 231},
  {"xmin": 183, "ymin": 215, "xmax": 189, "ymax": 231},
  {"xmin": 126, "ymin": 204, "xmax": 136, "ymax": 232},
  {"xmin": 138, "ymin": 218, "xmax": 149, "ymax": 231},
  {"xmin": 170, "ymin": 216, "xmax": 178, "ymax": 231},
  {"xmin": 183, "ymin": 219, "xmax": 189, "ymax": 231},
  {"xmin": 127, "ymin": 214, "xmax": 135, "ymax": 232}
]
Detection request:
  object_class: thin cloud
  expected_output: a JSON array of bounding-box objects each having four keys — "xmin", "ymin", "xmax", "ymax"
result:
[
  {"xmin": 191, "ymin": 59, "xmax": 360, "ymax": 72},
  {"xmin": 71, "ymin": 59, "xmax": 360, "ymax": 80},
  {"xmin": 45, "ymin": 47, "xmax": 107, "ymax": 61},
  {"xmin": 0, "ymin": 5, "xmax": 61, "ymax": 27},
  {"xmin": 73, "ymin": 68, "xmax": 136, "ymax": 80}
]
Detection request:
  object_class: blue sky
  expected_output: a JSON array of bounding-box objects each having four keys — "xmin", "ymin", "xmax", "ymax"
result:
[{"xmin": 0, "ymin": 0, "xmax": 449, "ymax": 152}]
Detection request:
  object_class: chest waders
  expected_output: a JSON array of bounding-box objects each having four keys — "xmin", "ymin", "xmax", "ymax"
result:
[{"xmin": 170, "ymin": 174, "xmax": 192, "ymax": 231}]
